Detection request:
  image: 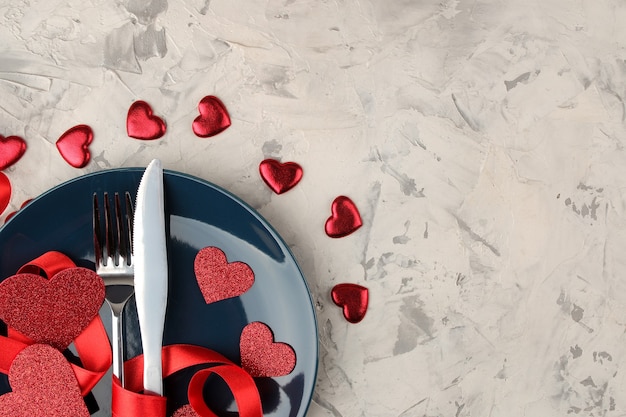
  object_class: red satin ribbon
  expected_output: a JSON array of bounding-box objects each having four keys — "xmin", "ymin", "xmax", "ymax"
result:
[
  {"xmin": 114, "ymin": 345, "xmax": 263, "ymax": 417},
  {"xmin": 0, "ymin": 252, "xmax": 264, "ymax": 417},
  {"xmin": 16, "ymin": 250, "xmax": 76, "ymax": 277},
  {"xmin": 112, "ymin": 376, "xmax": 167, "ymax": 417}
]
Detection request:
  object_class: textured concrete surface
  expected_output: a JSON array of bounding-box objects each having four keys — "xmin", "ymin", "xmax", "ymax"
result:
[{"xmin": 2, "ymin": 1, "xmax": 626, "ymax": 416}]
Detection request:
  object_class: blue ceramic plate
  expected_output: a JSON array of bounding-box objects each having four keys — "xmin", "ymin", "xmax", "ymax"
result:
[{"xmin": 0, "ymin": 168, "xmax": 318, "ymax": 417}]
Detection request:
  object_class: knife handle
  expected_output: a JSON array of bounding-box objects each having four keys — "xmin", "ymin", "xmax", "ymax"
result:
[{"xmin": 137, "ymin": 270, "xmax": 167, "ymax": 395}]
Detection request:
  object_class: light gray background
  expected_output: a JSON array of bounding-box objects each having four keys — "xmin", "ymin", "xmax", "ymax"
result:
[{"xmin": 1, "ymin": 1, "xmax": 626, "ymax": 416}]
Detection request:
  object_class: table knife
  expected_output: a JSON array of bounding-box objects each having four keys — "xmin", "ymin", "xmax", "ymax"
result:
[{"xmin": 133, "ymin": 159, "xmax": 168, "ymax": 395}]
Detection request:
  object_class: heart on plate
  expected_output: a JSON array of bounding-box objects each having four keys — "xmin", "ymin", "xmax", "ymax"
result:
[
  {"xmin": 240, "ymin": 322, "xmax": 296, "ymax": 377},
  {"xmin": 325, "ymin": 196, "xmax": 362, "ymax": 238},
  {"xmin": 0, "ymin": 267, "xmax": 105, "ymax": 350},
  {"xmin": 194, "ymin": 246, "xmax": 254, "ymax": 305},
  {"xmin": 56, "ymin": 124, "xmax": 93, "ymax": 168},
  {"xmin": 172, "ymin": 405, "xmax": 198, "ymax": 417},
  {"xmin": 0, "ymin": 173, "xmax": 10, "ymax": 215},
  {"xmin": 192, "ymin": 95, "xmax": 231, "ymax": 138},
  {"xmin": 259, "ymin": 159, "xmax": 303, "ymax": 194},
  {"xmin": 331, "ymin": 283, "xmax": 368, "ymax": 323},
  {"xmin": 127, "ymin": 100, "xmax": 166, "ymax": 140},
  {"xmin": 0, "ymin": 343, "xmax": 90, "ymax": 417},
  {"xmin": 0, "ymin": 134, "xmax": 26, "ymax": 171}
]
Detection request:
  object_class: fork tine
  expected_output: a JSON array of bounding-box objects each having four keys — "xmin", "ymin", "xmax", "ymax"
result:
[
  {"xmin": 104, "ymin": 192, "xmax": 114, "ymax": 266},
  {"xmin": 124, "ymin": 192, "xmax": 134, "ymax": 262},
  {"xmin": 114, "ymin": 193, "xmax": 124, "ymax": 266},
  {"xmin": 92, "ymin": 193, "xmax": 102, "ymax": 267},
  {"xmin": 115, "ymin": 192, "xmax": 134, "ymax": 266}
]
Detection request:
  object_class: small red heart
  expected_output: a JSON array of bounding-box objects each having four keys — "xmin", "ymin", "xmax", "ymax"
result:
[
  {"xmin": 0, "ymin": 267, "xmax": 105, "ymax": 350},
  {"xmin": 0, "ymin": 344, "xmax": 90, "ymax": 417},
  {"xmin": 4, "ymin": 199, "xmax": 31, "ymax": 224},
  {"xmin": 192, "ymin": 96, "xmax": 231, "ymax": 138},
  {"xmin": 127, "ymin": 100, "xmax": 166, "ymax": 140},
  {"xmin": 240, "ymin": 322, "xmax": 296, "ymax": 377},
  {"xmin": 325, "ymin": 196, "xmax": 362, "ymax": 238},
  {"xmin": 0, "ymin": 135, "xmax": 26, "ymax": 170},
  {"xmin": 259, "ymin": 159, "xmax": 303, "ymax": 194},
  {"xmin": 0, "ymin": 173, "xmax": 10, "ymax": 215},
  {"xmin": 56, "ymin": 124, "xmax": 93, "ymax": 168},
  {"xmin": 331, "ymin": 283, "xmax": 368, "ymax": 323},
  {"xmin": 194, "ymin": 247, "xmax": 254, "ymax": 304}
]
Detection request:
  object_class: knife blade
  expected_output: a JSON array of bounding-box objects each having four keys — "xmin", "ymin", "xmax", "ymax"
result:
[{"xmin": 133, "ymin": 159, "xmax": 168, "ymax": 395}]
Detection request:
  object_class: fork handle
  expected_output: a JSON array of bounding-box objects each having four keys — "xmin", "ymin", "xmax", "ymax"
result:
[{"xmin": 111, "ymin": 311, "xmax": 125, "ymax": 386}]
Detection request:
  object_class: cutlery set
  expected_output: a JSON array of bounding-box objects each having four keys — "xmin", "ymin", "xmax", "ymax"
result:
[{"xmin": 93, "ymin": 159, "xmax": 168, "ymax": 396}]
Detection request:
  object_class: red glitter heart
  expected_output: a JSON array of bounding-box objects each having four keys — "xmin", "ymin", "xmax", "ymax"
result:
[
  {"xmin": 259, "ymin": 159, "xmax": 303, "ymax": 194},
  {"xmin": 127, "ymin": 100, "xmax": 166, "ymax": 140},
  {"xmin": 0, "ymin": 173, "xmax": 10, "ymax": 215},
  {"xmin": 325, "ymin": 196, "xmax": 363, "ymax": 238},
  {"xmin": 0, "ymin": 344, "xmax": 90, "ymax": 417},
  {"xmin": 194, "ymin": 247, "xmax": 254, "ymax": 304},
  {"xmin": 331, "ymin": 283, "xmax": 368, "ymax": 323},
  {"xmin": 56, "ymin": 125, "xmax": 93, "ymax": 168},
  {"xmin": 240, "ymin": 322, "xmax": 296, "ymax": 377},
  {"xmin": 192, "ymin": 96, "xmax": 231, "ymax": 138},
  {"xmin": 172, "ymin": 405, "xmax": 198, "ymax": 417},
  {"xmin": 0, "ymin": 267, "xmax": 105, "ymax": 350},
  {"xmin": 0, "ymin": 135, "xmax": 26, "ymax": 170}
]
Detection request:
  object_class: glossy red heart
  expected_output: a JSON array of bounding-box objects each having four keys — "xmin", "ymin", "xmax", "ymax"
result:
[
  {"xmin": 194, "ymin": 246, "xmax": 254, "ymax": 304},
  {"xmin": 331, "ymin": 283, "xmax": 368, "ymax": 323},
  {"xmin": 56, "ymin": 124, "xmax": 93, "ymax": 168},
  {"xmin": 325, "ymin": 196, "xmax": 362, "ymax": 238},
  {"xmin": 4, "ymin": 199, "xmax": 31, "ymax": 224},
  {"xmin": 127, "ymin": 100, "xmax": 166, "ymax": 140},
  {"xmin": 0, "ymin": 267, "xmax": 105, "ymax": 350},
  {"xmin": 0, "ymin": 135, "xmax": 26, "ymax": 170},
  {"xmin": 240, "ymin": 322, "xmax": 296, "ymax": 377},
  {"xmin": 259, "ymin": 159, "xmax": 303, "ymax": 194},
  {"xmin": 0, "ymin": 173, "xmax": 10, "ymax": 215},
  {"xmin": 0, "ymin": 344, "xmax": 90, "ymax": 417},
  {"xmin": 192, "ymin": 96, "xmax": 231, "ymax": 138}
]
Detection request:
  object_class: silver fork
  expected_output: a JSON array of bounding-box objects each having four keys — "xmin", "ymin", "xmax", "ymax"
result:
[{"xmin": 93, "ymin": 192, "xmax": 134, "ymax": 387}]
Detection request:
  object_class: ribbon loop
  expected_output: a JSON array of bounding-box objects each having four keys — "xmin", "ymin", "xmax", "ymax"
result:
[
  {"xmin": 188, "ymin": 365, "xmax": 263, "ymax": 417},
  {"xmin": 120, "ymin": 344, "xmax": 263, "ymax": 417}
]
